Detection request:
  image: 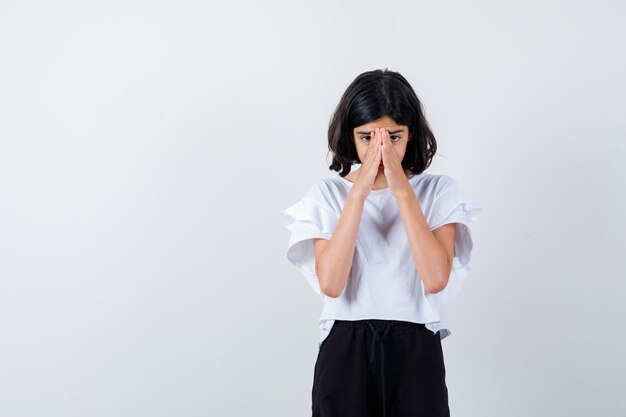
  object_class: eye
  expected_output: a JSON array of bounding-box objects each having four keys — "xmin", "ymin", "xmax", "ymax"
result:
[{"xmin": 360, "ymin": 135, "xmax": 401, "ymax": 142}]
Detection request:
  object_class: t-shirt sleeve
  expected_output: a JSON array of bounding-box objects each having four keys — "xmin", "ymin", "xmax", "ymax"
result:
[
  {"xmin": 280, "ymin": 182, "xmax": 339, "ymax": 297},
  {"xmin": 429, "ymin": 175, "xmax": 482, "ymax": 303}
]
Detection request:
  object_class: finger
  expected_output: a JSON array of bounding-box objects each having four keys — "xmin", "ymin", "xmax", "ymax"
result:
[
  {"xmin": 363, "ymin": 132, "xmax": 371, "ymax": 161},
  {"xmin": 383, "ymin": 130, "xmax": 396, "ymax": 158},
  {"xmin": 371, "ymin": 129, "xmax": 378, "ymax": 164},
  {"xmin": 381, "ymin": 129, "xmax": 387, "ymax": 161},
  {"xmin": 367, "ymin": 130, "xmax": 378, "ymax": 170},
  {"xmin": 372, "ymin": 129, "xmax": 383, "ymax": 172},
  {"xmin": 386, "ymin": 131, "xmax": 395, "ymax": 161},
  {"xmin": 386, "ymin": 131, "xmax": 394, "ymax": 149},
  {"xmin": 369, "ymin": 130, "xmax": 378, "ymax": 161},
  {"xmin": 382, "ymin": 130, "xmax": 390, "ymax": 156},
  {"xmin": 365, "ymin": 130, "xmax": 375, "ymax": 160}
]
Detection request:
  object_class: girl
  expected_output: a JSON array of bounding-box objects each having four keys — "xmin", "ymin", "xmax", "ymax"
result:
[{"xmin": 280, "ymin": 69, "xmax": 481, "ymax": 417}]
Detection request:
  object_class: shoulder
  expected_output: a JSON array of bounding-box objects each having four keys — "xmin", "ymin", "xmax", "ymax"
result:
[
  {"xmin": 429, "ymin": 174, "xmax": 477, "ymax": 214},
  {"xmin": 302, "ymin": 176, "xmax": 348, "ymax": 200},
  {"xmin": 414, "ymin": 173, "xmax": 471, "ymax": 212},
  {"xmin": 412, "ymin": 172, "xmax": 454, "ymax": 195},
  {"xmin": 303, "ymin": 177, "xmax": 339, "ymax": 199},
  {"xmin": 295, "ymin": 177, "xmax": 346, "ymax": 217},
  {"xmin": 429, "ymin": 173, "xmax": 457, "ymax": 187},
  {"xmin": 436, "ymin": 174, "xmax": 460, "ymax": 192},
  {"xmin": 421, "ymin": 173, "xmax": 461, "ymax": 195}
]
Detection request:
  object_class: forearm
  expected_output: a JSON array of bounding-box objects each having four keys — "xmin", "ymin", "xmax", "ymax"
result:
[
  {"xmin": 316, "ymin": 188, "xmax": 366, "ymax": 298},
  {"xmin": 394, "ymin": 187, "xmax": 451, "ymax": 294}
]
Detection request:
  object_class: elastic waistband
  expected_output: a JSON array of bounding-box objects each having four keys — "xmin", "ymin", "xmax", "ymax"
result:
[{"xmin": 334, "ymin": 319, "xmax": 426, "ymax": 329}]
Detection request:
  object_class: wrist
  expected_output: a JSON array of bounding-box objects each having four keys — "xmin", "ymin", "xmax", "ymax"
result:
[
  {"xmin": 348, "ymin": 186, "xmax": 369, "ymax": 203},
  {"xmin": 392, "ymin": 183, "xmax": 415, "ymax": 201}
]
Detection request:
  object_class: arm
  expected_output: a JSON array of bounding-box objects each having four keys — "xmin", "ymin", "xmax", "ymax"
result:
[
  {"xmin": 394, "ymin": 186, "xmax": 456, "ymax": 294},
  {"xmin": 313, "ymin": 188, "xmax": 367, "ymax": 298}
]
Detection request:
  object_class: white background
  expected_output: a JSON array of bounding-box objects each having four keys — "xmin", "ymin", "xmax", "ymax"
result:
[{"xmin": 1, "ymin": 1, "xmax": 625, "ymax": 416}]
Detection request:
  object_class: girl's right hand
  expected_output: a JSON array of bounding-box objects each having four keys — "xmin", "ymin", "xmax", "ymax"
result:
[{"xmin": 352, "ymin": 128, "xmax": 383, "ymax": 198}]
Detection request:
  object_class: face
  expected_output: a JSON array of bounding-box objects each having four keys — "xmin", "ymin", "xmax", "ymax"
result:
[{"xmin": 352, "ymin": 116, "xmax": 411, "ymax": 171}]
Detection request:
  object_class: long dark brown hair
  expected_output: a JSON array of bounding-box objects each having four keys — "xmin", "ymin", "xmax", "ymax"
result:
[{"xmin": 327, "ymin": 69, "xmax": 437, "ymax": 177}]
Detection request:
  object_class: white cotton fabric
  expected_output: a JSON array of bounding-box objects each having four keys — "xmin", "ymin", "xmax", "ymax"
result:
[{"xmin": 280, "ymin": 172, "xmax": 482, "ymax": 348}]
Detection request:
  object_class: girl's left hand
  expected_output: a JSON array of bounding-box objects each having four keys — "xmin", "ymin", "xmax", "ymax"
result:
[{"xmin": 380, "ymin": 128, "xmax": 410, "ymax": 194}]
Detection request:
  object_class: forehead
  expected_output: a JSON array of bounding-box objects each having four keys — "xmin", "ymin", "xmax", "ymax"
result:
[{"xmin": 353, "ymin": 116, "xmax": 406, "ymax": 131}]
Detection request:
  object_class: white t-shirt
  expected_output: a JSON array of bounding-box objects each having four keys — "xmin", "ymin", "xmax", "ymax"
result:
[{"xmin": 280, "ymin": 171, "xmax": 482, "ymax": 348}]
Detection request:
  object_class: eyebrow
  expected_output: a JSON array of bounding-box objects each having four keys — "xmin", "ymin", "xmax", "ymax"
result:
[{"xmin": 355, "ymin": 129, "xmax": 405, "ymax": 134}]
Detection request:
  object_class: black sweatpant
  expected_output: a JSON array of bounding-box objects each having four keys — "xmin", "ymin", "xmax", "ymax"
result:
[{"xmin": 312, "ymin": 319, "xmax": 450, "ymax": 417}]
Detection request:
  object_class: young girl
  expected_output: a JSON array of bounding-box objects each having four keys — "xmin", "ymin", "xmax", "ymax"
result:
[{"xmin": 280, "ymin": 69, "xmax": 481, "ymax": 417}]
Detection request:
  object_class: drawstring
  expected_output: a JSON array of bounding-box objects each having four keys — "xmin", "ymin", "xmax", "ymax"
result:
[{"xmin": 367, "ymin": 322, "xmax": 395, "ymax": 417}]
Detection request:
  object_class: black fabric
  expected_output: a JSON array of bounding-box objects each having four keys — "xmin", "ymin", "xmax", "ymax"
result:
[{"xmin": 312, "ymin": 319, "xmax": 450, "ymax": 417}]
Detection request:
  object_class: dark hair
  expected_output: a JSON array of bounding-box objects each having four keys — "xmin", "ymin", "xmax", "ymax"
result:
[{"xmin": 327, "ymin": 69, "xmax": 437, "ymax": 177}]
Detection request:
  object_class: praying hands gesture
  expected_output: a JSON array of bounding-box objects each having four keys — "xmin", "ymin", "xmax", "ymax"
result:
[
  {"xmin": 352, "ymin": 127, "xmax": 412, "ymax": 199},
  {"xmin": 378, "ymin": 127, "xmax": 411, "ymax": 196}
]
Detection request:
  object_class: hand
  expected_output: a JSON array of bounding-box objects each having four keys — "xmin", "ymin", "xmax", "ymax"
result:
[
  {"xmin": 381, "ymin": 128, "xmax": 410, "ymax": 195},
  {"xmin": 352, "ymin": 128, "xmax": 383, "ymax": 198}
]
